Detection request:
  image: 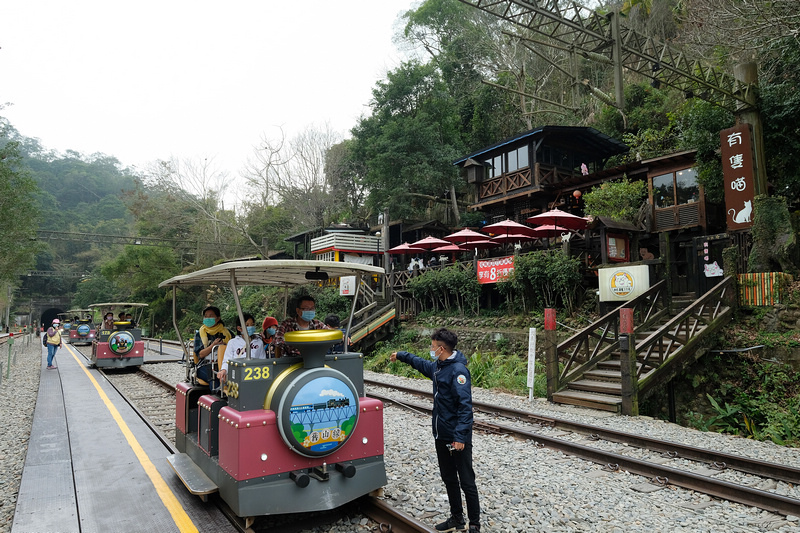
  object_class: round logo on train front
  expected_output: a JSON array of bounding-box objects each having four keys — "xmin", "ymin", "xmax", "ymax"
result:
[
  {"xmin": 77, "ymin": 324, "xmax": 91, "ymax": 336},
  {"xmin": 288, "ymin": 376, "xmax": 357, "ymax": 453},
  {"xmin": 108, "ymin": 331, "xmax": 135, "ymax": 355},
  {"xmin": 609, "ymin": 270, "xmax": 635, "ymax": 297}
]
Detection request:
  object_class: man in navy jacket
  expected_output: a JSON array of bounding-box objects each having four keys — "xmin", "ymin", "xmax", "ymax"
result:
[{"xmin": 391, "ymin": 328, "xmax": 481, "ymax": 533}]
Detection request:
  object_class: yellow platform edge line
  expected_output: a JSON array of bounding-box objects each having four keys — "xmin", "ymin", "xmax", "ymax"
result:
[{"xmin": 65, "ymin": 345, "xmax": 199, "ymax": 533}]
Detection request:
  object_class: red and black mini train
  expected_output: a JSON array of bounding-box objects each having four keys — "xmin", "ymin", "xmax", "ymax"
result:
[{"xmin": 160, "ymin": 260, "xmax": 387, "ymax": 518}]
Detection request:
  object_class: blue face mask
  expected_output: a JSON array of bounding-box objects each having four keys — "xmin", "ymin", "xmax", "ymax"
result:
[
  {"xmin": 266, "ymin": 327, "xmax": 277, "ymax": 336},
  {"xmin": 246, "ymin": 326, "xmax": 257, "ymax": 336},
  {"xmin": 430, "ymin": 347, "xmax": 440, "ymax": 359},
  {"xmin": 203, "ymin": 318, "xmax": 216, "ymax": 328},
  {"xmin": 301, "ymin": 310, "xmax": 316, "ymax": 322}
]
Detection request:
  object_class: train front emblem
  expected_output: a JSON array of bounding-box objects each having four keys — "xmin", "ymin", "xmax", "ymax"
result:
[
  {"xmin": 109, "ymin": 331, "xmax": 135, "ymax": 355},
  {"xmin": 280, "ymin": 373, "xmax": 358, "ymax": 455}
]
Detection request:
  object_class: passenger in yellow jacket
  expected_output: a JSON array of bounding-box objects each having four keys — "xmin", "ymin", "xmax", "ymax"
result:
[{"xmin": 45, "ymin": 318, "xmax": 63, "ymax": 369}]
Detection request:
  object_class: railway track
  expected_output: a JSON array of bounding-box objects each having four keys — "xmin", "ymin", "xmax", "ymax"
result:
[
  {"xmin": 365, "ymin": 378, "xmax": 800, "ymax": 518},
  {"xmin": 82, "ymin": 352, "xmax": 432, "ymax": 532}
]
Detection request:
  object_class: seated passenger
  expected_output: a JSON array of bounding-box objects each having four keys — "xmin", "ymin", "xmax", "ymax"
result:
[
  {"xmin": 193, "ymin": 306, "xmax": 232, "ymax": 388},
  {"xmin": 273, "ymin": 295, "xmax": 330, "ymax": 357},
  {"xmin": 217, "ymin": 312, "xmax": 264, "ymax": 383},
  {"xmin": 324, "ymin": 314, "xmax": 346, "ymax": 353},
  {"xmin": 261, "ymin": 316, "xmax": 279, "ymax": 357},
  {"xmin": 125, "ymin": 313, "xmax": 136, "ymax": 327},
  {"xmin": 101, "ymin": 312, "xmax": 115, "ymax": 331}
]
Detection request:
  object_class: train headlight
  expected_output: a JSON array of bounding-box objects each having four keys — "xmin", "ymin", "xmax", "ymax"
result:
[
  {"xmin": 261, "ymin": 453, "xmax": 268, "ymax": 461},
  {"xmin": 362, "ymin": 437, "xmax": 368, "ymax": 445}
]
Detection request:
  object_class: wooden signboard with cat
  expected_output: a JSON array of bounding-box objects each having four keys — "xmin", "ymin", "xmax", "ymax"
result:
[{"xmin": 720, "ymin": 124, "xmax": 755, "ymax": 231}]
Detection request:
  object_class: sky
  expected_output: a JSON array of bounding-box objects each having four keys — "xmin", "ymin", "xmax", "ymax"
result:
[{"xmin": 1, "ymin": 1, "xmax": 417, "ymax": 184}]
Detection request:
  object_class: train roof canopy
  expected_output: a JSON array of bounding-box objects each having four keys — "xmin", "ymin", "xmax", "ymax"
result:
[{"xmin": 158, "ymin": 259, "xmax": 384, "ymax": 289}]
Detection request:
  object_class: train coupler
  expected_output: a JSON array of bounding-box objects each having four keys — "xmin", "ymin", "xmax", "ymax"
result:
[{"xmin": 310, "ymin": 463, "xmax": 330, "ymax": 481}]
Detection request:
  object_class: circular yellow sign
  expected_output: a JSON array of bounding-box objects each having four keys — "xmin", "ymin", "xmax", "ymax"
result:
[{"xmin": 610, "ymin": 270, "xmax": 635, "ymax": 297}]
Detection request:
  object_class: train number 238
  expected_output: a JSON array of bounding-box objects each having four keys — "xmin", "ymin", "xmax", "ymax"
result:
[{"xmin": 243, "ymin": 366, "xmax": 270, "ymax": 381}]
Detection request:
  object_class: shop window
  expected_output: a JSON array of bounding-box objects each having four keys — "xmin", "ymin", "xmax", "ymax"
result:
[
  {"xmin": 653, "ymin": 173, "xmax": 674, "ymax": 208},
  {"xmin": 607, "ymin": 234, "xmax": 629, "ymax": 262},
  {"xmin": 653, "ymin": 167, "xmax": 699, "ymax": 207},
  {"xmin": 484, "ymin": 157, "xmax": 496, "ymax": 179},
  {"xmin": 676, "ymin": 168, "xmax": 699, "ymax": 204},
  {"xmin": 508, "ymin": 150, "xmax": 518, "ymax": 172}
]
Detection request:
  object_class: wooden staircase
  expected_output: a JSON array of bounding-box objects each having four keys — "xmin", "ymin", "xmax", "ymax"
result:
[
  {"xmin": 551, "ymin": 277, "xmax": 735, "ymax": 413},
  {"xmin": 347, "ymin": 279, "xmax": 397, "ymax": 352}
]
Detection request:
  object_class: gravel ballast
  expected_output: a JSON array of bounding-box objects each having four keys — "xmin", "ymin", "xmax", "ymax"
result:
[
  {"xmin": 0, "ymin": 337, "xmax": 42, "ymax": 533},
  {"xmin": 5, "ymin": 347, "xmax": 800, "ymax": 533}
]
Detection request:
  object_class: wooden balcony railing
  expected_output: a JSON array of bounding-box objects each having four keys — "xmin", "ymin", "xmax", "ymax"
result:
[{"xmin": 478, "ymin": 168, "xmax": 532, "ymax": 200}]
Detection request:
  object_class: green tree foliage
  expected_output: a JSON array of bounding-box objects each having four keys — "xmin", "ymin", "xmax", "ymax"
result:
[
  {"xmin": 673, "ymin": 100, "xmax": 734, "ymax": 203},
  {"xmin": 760, "ymin": 38, "xmax": 800, "ymax": 200},
  {"xmin": 238, "ymin": 203, "xmax": 294, "ymax": 257},
  {"xmin": 100, "ymin": 245, "xmax": 181, "ymax": 302},
  {"xmin": 351, "ymin": 60, "xmax": 465, "ymax": 218},
  {"xmin": 498, "ymin": 250, "xmax": 583, "ymax": 314},
  {"xmin": 407, "ymin": 266, "xmax": 481, "ymax": 314},
  {"xmin": 71, "ymin": 274, "xmax": 120, "ymax": 309},
  {"xmin": 0, "ymin": 139, "xmax": 44, "ymax": 284},
  {"xmin": 402, "ymin": 0, "xmax": 528, "ymax": 146},
  {"xmin": 324, "ymin": 140, "xmax": 370, "ymax": 224},
  {"xmin": 583, "ymin": 178, "xmax": 648, "ymax": 224},
  {"xmin": 747, "ymin": 195, "xmax": 798, "ymax": 274},
  {"xmin": 594, "ymin": 82, "xmax": 680, "ymax": 163}
]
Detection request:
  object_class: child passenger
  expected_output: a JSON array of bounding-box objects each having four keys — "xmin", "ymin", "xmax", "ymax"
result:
[
  {"xmin": 262, "ymin": 316, "xmax": 279, "ymax": 357},
  {"xmin": 217, "ymin": 312, "xmax": 264, "ymax": 383}
]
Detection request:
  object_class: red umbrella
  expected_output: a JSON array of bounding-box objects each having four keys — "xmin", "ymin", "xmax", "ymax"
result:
[
  {"xmin": 432, "ymin": 244, "xmax": 465, "ymax": 252},
  {"xmin": 410, "ymin": 236, "xmax": 451, "ymax": 250},
  {"xmin": 526, "ymin": 208, "xmax": 588, "ymax": 231},
  {"xmin": 432, "ymin": 243, "xmax": 464, "ymax": 263},
  {"xmin": 387, "ymin": 242, "xmax": 425, "ymax": 255},
  {"xmin": 528, "ymin": 224, "xmax": 571, "ymax": 238},
  {"xmin": 443, "ymin": 228, "xmax": 490, "ymax": 245},
  {"xmin": 491, "ymin": 233, "xmax": 537, "ymax": 244},
  {"xmin": 482, "ymin": 219, "xmax": 537, "ymax": 237},
  {"xmin": 464, "ymin": 239, "xmax": 501, "ymax": 250}
]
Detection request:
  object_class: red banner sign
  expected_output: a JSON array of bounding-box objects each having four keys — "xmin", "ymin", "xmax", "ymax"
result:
[
  {"xmin": 720, "ymin": 124, "xmax": 755, "ymax": 231},
  {"xmin": 476, "ymin": 255, "xmax": 515, "ymax": 284}
]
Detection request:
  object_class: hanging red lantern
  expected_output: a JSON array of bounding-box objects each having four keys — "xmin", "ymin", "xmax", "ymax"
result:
[{"xmin": 573, "ymin": 190, "xmax": 582, "ymax": 199}]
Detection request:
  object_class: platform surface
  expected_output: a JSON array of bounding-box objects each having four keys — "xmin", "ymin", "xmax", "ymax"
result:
[{"xmin": 12, "ymin": 343, "xmax": 232, "ymax": 533}]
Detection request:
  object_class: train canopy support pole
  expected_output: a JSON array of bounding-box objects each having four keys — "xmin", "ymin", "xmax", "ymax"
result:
[
  {"xmin": 229, "ymin": 269, "xmax": 250, "ymax": 358},
  {"xmin": 171, "ymin": 287, "xmax": 190, "ymax": 381},
  {"xmin": 344, "ymin": 274, "xmax": 363, "ymax": 345}
]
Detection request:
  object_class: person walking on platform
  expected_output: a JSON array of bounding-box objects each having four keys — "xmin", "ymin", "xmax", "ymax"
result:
[
  {"xmin": 390, "ymin": 328, "xmax": 481, "ymax": 533},
  {"xmin": 45, "ymin": 318, "xmax": 63, "ymax": 369}
]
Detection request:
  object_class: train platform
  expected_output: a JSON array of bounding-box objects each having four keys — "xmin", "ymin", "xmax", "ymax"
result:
[{"xmin": 11, "ymin": 343, "xmax": 231, "ymax": 533}]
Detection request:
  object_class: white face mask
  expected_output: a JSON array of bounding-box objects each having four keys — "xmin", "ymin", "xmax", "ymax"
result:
[{"xmin": 430, "ymin": 347, "xmax": 440, "ymax": 359}]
